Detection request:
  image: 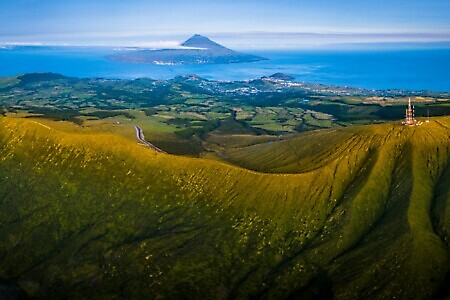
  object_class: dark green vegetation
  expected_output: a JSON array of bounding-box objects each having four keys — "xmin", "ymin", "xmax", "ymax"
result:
[
  {"xmin": 109, "ymin": 34, "xmax": 267, "ymax": 65},
  {"xmin": 0, "ymin": 116, "xmax": 449, "ymax": 299},
  {"xmin": 1, "ymin": 72, "xmax": 449, "ymax": 156},
  {"xmin": 1, "ymin": 73, "xmax": 450, "ymax": 299}
]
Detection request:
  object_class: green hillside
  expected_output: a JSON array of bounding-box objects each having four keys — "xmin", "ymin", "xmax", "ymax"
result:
[{"xmin": 0, "ymin": 116, "xmax": 449, "ymax": 299}]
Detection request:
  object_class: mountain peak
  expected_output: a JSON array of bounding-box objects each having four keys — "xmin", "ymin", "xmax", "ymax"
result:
[
  {"xmin": 111, "ymin": 34, "xmax": 267, "ymax": 65},
  {"xmin": 181, "ymin": 34, "xmax": 227, "ymax": 50}
]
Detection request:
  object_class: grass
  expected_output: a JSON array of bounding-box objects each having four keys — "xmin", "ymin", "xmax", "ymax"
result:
[{"xmin": 0, "ymin": 116, "xmax": 449, "ymax": 299}]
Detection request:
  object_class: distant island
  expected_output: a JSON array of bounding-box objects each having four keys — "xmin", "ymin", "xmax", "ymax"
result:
[
  {"xmin": 266, "ymin": 72, "xmax": 296, "ymax": 81},
  {"xmin": 109, "ymin": 34, "xmax": 268, "ymax": 65}
]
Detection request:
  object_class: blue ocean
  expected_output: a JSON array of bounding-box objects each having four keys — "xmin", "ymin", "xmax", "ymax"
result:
[{"xmin": 0, "ymin": 46, "xmax": 449, "ymax": 92}]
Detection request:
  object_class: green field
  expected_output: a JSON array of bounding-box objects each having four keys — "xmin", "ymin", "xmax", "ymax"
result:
[{"xmin": 0, "ymin": 116, "xmax": 449, "ymax": 299}]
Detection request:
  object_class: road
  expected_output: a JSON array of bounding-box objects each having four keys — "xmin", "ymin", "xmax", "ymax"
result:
[{"xmin": 134, "ymin": 125, "xmax": 166, "ymax": 153}]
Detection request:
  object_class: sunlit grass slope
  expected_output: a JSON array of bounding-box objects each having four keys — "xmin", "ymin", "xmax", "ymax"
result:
[{"xmin": 0, "ymin": 116, "xmax": 449, "ymax": 299}]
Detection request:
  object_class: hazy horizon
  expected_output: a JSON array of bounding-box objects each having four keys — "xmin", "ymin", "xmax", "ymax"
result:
[
  {"xmin": 1, "ymin": 0, "xmax": 450, "ymax": 49},
  {"xmin": 2, "ymin": 33, "xmax": 450, "ymax": 51}
]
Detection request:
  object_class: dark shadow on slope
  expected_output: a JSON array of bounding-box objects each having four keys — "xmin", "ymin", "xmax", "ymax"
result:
[
  {"xmin": 0, "ymin": 279, "xmax": 29, "ymax": 300},
  {"xmin": 432, "ymin": 270, "xmax": 450, "ymax": 300},
  {"xmin": 431, "ymin": 162, "xmax": 450, "ymax": 247},
  {"xmin": 286, "ymin": 270, "xmax": 333, "ymax": 300},
  {"xmin": 431, "ymin": 161, "xmax": 450, "ymax": 300},
  {"xmin": 245, "ymin": 140, "xmax": 380, "ymax": 299},
  {"xmin": 327, "ymin": 141, "xmax": 414, "ymax": 298}
]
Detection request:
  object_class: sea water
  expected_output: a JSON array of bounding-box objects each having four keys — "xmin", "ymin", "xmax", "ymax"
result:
[{"xmin": 0, "ymin": 46, "xmax": 449, "ymax": 92}]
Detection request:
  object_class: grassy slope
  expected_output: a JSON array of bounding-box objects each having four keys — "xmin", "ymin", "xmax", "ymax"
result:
[{"xmin": 0, "ymin": 117, "xmax": 449, "ymax": 299}]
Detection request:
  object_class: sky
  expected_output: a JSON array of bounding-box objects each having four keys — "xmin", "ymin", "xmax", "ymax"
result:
[{"xmin": 1, "ymin": 0, "xmax": 450, "ymax": 48}]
